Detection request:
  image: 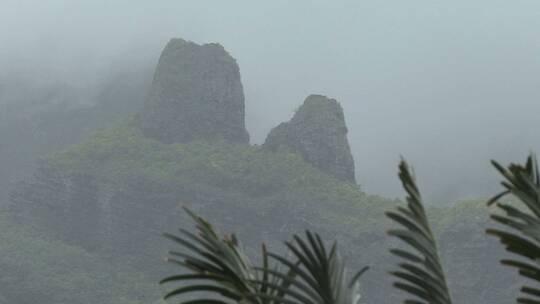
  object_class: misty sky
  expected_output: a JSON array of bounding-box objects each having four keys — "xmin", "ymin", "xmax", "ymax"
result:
[{"xmin": 2, "ymin": 0, "xmax": 540, "ymax": 201}]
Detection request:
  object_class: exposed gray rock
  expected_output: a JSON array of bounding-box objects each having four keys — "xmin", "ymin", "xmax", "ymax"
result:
[
  {"xmin": 263, "ymin": 94, "xmax": 356, "ymax": 183},
  {"xmin": 137, "ymin": 38, "xmax": 249, "ymax": 143}
]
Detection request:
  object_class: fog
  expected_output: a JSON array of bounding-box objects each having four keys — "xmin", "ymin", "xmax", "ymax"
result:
[
  {"xmin": 4, "ymin": 2, "xmax": 540, "ymax": 304},
  {"xmin": 2, "ymin": 0, "xmax": 540, "ymax": 201}
]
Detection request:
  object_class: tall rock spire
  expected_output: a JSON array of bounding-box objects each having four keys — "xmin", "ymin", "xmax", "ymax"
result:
[
  {"xmin": 137, "ymin": 38, "xmax": 249, "ymax": 144},
  {"xmin": 263, "ymin": 94, "xmax": 356, "ymax": 183}
]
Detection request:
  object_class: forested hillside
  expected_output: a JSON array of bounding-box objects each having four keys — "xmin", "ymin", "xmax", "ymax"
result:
[{"xmin": 7, "ymin": 119, "xmax": 519, "ymax": 304}]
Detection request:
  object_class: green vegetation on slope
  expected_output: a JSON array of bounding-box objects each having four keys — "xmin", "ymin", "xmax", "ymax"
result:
[
  {"xmin": 10, "ymin": 119, "xmax": 396, "ymax": 303},
  {"xmin": 48, "ymin": 119, "xmax": 394, "ymax": 232},
  {"xmin": 0, "ymin": 215, "xmax": 159, "ymax": 304},
  {"xmin": 11, "ymin": 119, "xmax": 526, "ymax": 304}
]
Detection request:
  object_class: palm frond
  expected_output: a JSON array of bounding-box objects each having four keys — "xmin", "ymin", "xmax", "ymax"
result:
[
  {"xmin": 161, "ymin": 207, "xmax": 296, "ymax": 304},
  {"xmin": 487, "ymin": 154, "xmax": 540, "ymax": 303},
  {"xmin": 254, "ymin": 230, "xmax": 369, "ymax": 304},
  {"xmin": 160, "ymin": 207, "xmax": 259, "ymax": 303},
  {"xmin": 386, "ymin": 159, "xmax": 452, "ymax": 304}
]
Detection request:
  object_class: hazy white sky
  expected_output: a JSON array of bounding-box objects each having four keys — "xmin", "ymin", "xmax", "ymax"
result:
[{"xmin": 2, "ymin": 0, "xmax": 540, "ymax": 201}]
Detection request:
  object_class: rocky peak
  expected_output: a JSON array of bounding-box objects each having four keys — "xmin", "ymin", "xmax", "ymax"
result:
[
  {"xmin": 263, "ymin": 94, "xmax": 356, "ymax": 183},
  {"xmin": 137, "ymin": 38, "xmax": 249, "ymax": 144}
]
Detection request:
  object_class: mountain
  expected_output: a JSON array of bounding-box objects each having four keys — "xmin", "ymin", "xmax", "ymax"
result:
[
  {"xmin": 137, "ymin": 38, "xmax": 249, "ymax": 144},
  {"xmin": 264, "ymin": 94, "xmax": 356, "ymax": 183},
  {"xmin": 6, "ymin": 38, "xmax": 521, "ymax": 304}
]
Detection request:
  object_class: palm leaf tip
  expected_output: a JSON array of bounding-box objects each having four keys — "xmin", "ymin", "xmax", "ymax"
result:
[
  {"xmin": 387, "ymin": 158, "xmax": 452, "ymax": 304},
  {"xmin": 488, "ymin": 154, "xmax": 540, "ymax": 304}
]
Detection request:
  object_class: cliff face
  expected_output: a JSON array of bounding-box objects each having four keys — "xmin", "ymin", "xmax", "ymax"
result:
[
  {"xmin": 263, "ymin": 95, "xmax": 356, "ymax": 183},
  {"xmin": 137, "ymin": 38, "xmax": 249, "ymax": 144}
]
